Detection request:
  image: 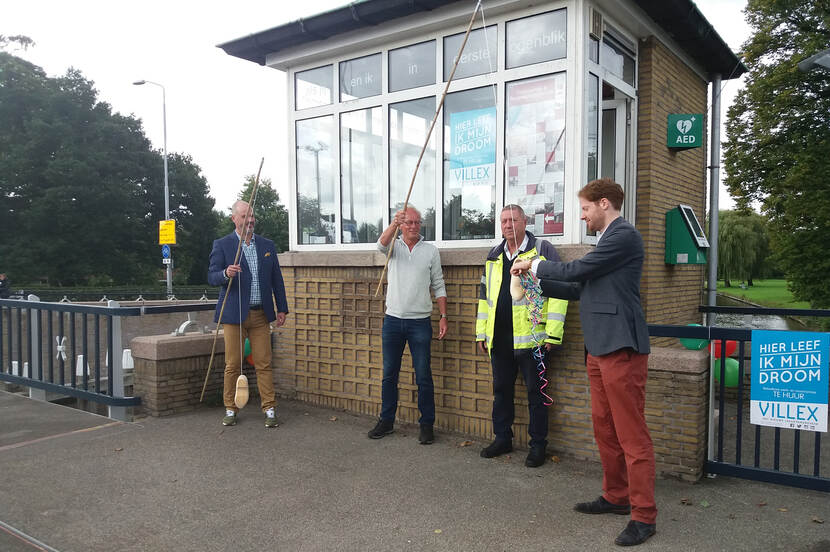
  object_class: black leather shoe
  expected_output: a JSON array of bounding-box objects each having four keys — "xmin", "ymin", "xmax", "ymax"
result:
[
  {"xmin": 480, "ymin": 439, "xmax": 512, "ymax": 458},
  {"xmin": 367, "ymin": 419, "xmax": 393, "ymax": 439},
  {"xmin": 614, "ymin": 520, "xmax": 656, "ymax": 546},
  {"xmin": 418, "ymin": 425, "xmax": 434, "ymax": 445},
  {"xmin": 525, "ymin": 447, "xmax": 546, "ymax": 467},
  {"xmin": 574, "ymin": 496, "xmax": 631, "ymax": 515}
]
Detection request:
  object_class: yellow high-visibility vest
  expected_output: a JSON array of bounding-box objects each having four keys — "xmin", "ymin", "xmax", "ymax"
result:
[{"xmin": 475, "ymin": 235, "xmax": 568, "ymax": 353}]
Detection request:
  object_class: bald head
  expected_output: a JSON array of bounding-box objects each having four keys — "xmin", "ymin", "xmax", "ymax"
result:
[{"xmin": 231, "ymin": 200, "xmax": 255, "ymax": 238}]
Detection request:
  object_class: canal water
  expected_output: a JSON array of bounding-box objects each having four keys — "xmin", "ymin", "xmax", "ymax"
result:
[{"xmin": 715, "ymin": 294, "xmax": 804, "ymax": 331}]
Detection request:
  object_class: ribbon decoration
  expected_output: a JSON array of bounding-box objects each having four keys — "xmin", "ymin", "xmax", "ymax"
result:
[
  {"xmin": 200, "ymin": 158, "xmax": 265, "ymax": 403},
  {"xmin": 518, "ymin": 272, "xmax": 554, "ymax": 406},
  {"xmin": 375, "ymin": 0, "xmax": 484, "ymax": 297},
  {"xmin": 55, "ymin": 336, "xmax": 67, "ymax": 361}
]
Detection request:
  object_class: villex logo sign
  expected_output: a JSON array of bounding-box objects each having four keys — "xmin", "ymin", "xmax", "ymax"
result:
[{"xmin": 667, "ymin": 114, "xmax": 703, "ymax": 149}]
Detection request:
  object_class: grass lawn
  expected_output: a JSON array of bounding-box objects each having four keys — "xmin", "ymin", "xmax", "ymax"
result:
[{"xmin": 717, "ymin": 279, "xmax": 811, "ymax": 309}]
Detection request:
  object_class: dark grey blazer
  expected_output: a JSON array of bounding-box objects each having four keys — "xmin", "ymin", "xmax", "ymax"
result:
[{"xmin": 537, "ymin": 217, "xmax": 650, "ymax": 357}]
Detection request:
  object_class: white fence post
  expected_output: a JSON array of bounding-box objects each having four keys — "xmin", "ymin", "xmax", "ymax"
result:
[
  {"xmin": 27, "ymin": 294, "xmax": 46, "ymax": 401},
  {"xmin": 107, "ymin": 300, "xmax": 127, "ymax": 421}
]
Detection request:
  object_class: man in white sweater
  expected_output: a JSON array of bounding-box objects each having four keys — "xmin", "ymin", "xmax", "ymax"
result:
[{"xmin": 368, "ymin": 207, "xmax": 448, "ymax": 444}]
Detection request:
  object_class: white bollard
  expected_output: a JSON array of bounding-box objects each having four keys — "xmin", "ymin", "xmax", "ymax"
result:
[
  {"xmin": 75, "ymin": 355, "xmax": 89, "ymax": 377},
  {"xmin": 122, "ymin": 349, "xmax": 134, "ymax": 370}
]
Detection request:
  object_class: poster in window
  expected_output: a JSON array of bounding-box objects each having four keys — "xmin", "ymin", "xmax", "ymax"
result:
[
  {"xmin": 448, "ymin": 107, "xmax": 497, "ymax": 219},
  {"xmin": 505, "ymin": 74, "xmax": 566, "ymax": 235}
]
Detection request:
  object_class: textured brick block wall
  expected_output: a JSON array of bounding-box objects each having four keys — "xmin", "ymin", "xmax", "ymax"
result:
[
  {"xmin": 274, "ymin": 245, "xmax": 710, "ymax": 481},
  {"xmin": 636, "ymin": 35, "xmax": 710, "ymax": 347}
]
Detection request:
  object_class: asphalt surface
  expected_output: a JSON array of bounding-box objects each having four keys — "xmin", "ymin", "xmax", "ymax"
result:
[{"xmin": 1, "ymin": 390, "xmax": 828, "ymax": 552}]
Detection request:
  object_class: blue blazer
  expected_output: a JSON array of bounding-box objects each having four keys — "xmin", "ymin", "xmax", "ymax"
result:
[
  {"xmin": 207, "ymin": 233, "xmax": 289, "ymax": 324},
  {"xmin": 536, "ymin": 217, "xmax": 650, "ymax": 357}
]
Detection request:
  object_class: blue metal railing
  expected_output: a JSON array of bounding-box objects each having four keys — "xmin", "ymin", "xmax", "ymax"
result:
[
  {"xmin": 649, "ymin": 309, "xmax": 829, "ymax": 493},
  {"xmin": 0, "ymin": 296, "xmax": 215, "ymax": 420}
]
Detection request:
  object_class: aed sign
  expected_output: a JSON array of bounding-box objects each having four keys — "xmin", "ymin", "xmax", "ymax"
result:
[
  {"xmin": 667, "ymin": 114, "xmax": 703, "ymax": 149},
  {"xmin": 750, "ymin": 330, "xmax": 828, "ymax": 433},
  {"xmin": 158, "ymin": 219, "xmax": 176, "ymax": 245}
]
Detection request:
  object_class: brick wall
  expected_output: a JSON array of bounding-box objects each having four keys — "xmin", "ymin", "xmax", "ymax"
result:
[
  {"xmin": 273, "ymin": 241, "xmax": 709, "ymax": 481},
  {"xmin": 636, "ymin": 36, "xmax": 709, "ymax": 342},
  {"xmin": 132, "ymin": 333, "xmax": 241, "ymax": 417}
]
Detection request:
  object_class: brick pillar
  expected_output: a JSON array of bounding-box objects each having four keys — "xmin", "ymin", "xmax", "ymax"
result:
[{"xmin": 132, "ymin": 333, "xmax": 236, "ymax": 417}]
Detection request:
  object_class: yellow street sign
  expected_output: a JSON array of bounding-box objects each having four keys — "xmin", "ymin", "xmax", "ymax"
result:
[{"xmin": 159, "ymin": 219, "xmax": 176, "ymax": 245}]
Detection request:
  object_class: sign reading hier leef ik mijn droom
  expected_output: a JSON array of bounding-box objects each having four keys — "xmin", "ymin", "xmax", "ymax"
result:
[{"xmin": 751, "ymin": 330, "xmax": 828, "ymax": 432}]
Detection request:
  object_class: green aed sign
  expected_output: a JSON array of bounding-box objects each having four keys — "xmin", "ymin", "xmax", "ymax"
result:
[{"xmin": 667, "ymin": 114, "xmax": 703, "ymax": 149}]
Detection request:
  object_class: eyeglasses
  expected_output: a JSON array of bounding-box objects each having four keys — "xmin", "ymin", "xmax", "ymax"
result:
[{"xmin": 402, "ymin": 220, "xmax": 422, "ymax": 226}]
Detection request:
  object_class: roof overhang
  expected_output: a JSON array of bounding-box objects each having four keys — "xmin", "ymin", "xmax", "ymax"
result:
[{"xmin": 218, "ymin": 0, "xmax": 746, "ymax": 80}]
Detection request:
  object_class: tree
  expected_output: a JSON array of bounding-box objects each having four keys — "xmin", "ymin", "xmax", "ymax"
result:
[
  {"xmin": 219, "ymin": 176, "xmax": 289, "ymax": 252},
  {"xmin": 0, "ymin": 51, "xmax": 217, "ymax": 286},
  {"xmin": 717, "ymin": 210, "xmax": 771, "ymax": 287},
  {"xmin": 0, "ymin": 35, "xmax": 34, "ymax": 52},
  {"xmin": 722, "ymin": 0, "xmax": 830, "ymax": 307}
]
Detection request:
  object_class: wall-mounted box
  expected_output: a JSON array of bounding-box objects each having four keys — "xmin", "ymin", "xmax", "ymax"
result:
[
  {"xmin": 667, "ymin": 114, "xmax": 703, "ymax": 149},
  {"xmin": 666, "ymin": 204, "xmax": 709, "ymax": 264}
]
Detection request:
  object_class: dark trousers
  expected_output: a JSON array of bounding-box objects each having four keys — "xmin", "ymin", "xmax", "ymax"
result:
[
  {"xmin": 490, "ymin": 346, "xmax": 549, "ymax": 449},
  {"xmin": 380, "ymin": 315, "xmax": 435, "ymax": 426}
]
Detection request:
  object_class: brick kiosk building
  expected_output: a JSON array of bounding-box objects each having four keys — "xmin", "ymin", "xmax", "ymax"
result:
[{"xmin": 219, "ymin": 0, "xmax": 744, "ymax": 480}]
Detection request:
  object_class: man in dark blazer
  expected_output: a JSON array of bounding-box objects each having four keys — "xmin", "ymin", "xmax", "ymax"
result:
[
  {"xmin": 511, "ymin": 178, "xmax": 656, "ymax": 547},
  {"xmin": 208, "ymin": 200, "xmax": 289, "ymax": 428}
]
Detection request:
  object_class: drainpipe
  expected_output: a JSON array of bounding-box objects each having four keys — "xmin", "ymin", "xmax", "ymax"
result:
[
  {"xmin": 706, "ymin": 74, "xmax": 722, "ymax": 465},
  {"xmin": 706, "ymin": 74, "xmax": 722, "ymax": 327}
]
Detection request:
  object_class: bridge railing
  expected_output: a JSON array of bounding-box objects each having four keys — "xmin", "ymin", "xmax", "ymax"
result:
[
  {"xmin": 649, "ymin": 318, "xmax": 829, "ymax": 492},
  {"xmin": 0, "ymin": 296, "xmax": 215, "ymax": 421}
]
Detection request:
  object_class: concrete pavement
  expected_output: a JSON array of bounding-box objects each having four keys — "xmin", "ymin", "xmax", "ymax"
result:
[{"xmin": 1, "ymin": 390, "xmax": 828, "ymax": 552}]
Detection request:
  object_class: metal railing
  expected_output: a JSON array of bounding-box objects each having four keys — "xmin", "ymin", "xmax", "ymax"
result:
[
  {"xmin": 4, "ymin": 287, "xmax": 219, "ymax": 303},
  {"xmin": 650, "ymin": 307, "xmax": 830, "ymax": 492},
  {"xmin": 0, "ymin": 296, "xmax": 215, "ymax": 421}
]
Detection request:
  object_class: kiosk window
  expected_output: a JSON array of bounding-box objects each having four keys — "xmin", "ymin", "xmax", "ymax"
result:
[{"xmin": 390, "ymin": 41, "xmax": 436, "ymax": 92}]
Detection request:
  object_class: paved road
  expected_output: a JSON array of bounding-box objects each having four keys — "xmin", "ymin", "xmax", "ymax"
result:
[{"xmin": 1, "ymin": 391, "xmax": 828, "ymax": 551}]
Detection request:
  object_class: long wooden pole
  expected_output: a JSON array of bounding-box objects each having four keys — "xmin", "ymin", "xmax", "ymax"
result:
[
  {"xmin": 200, "ymin": 158, "xmax": 265, "ymax": 402},
  {"xmin": 375, "ymin": 0, "xmax": 483, "ymax": 297}
]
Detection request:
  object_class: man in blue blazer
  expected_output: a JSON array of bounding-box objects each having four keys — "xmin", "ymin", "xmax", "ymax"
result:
[
  {"xmin": 512, "ymin": 179, "xmax": 656, "ymax": 547},
  {"xmin": 208, "ymin": 200, "xmax": 289, "ymax": 428}
]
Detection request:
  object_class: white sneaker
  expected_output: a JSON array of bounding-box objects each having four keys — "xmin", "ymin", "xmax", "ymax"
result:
[
  {"xmin": 222, "ymin": 409, "xmax": 237, "ymax": 426},
  {"xmin": 264, "ymin": 407, "xmax": 277, "ymax": 428}
]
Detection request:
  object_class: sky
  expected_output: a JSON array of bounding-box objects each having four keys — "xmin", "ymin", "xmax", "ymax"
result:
[{"xmin": 4, "ymin": 0, "xmax": 751, "ymax": 214}]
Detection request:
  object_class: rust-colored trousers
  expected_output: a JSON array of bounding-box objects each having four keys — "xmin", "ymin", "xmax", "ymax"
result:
[
  {"xmin": 586, "ymin": 348, "xmax": 657, "ymax": 524},
  {"xmin": 222, "ymin": 310, "xmax": 275, "ymax": 413}
]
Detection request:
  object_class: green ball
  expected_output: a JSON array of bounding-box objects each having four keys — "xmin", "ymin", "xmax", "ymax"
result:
[
  {"xmin": 714, "ymin": 357, "xmax": 740, "ymax": 388},
  {"xmin": 679, "ymin": 323, "xmax": 707, "ymax": 350}
]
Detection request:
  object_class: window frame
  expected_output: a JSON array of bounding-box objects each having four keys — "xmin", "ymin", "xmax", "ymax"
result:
[{"xmin": 285, "ymin": 1, "xmax": 639, "ymax": 252}]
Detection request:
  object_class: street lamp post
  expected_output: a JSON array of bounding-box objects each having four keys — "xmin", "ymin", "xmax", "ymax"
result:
[{"xmin": 133, "ymin": 79, "xmax": 173, "ymax": 298}]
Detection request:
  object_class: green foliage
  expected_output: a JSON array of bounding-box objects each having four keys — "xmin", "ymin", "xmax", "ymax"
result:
[
  {"xmin": 717, "ymin": 209, "xmax": 772, "ymax": 285},
  {"xmin": 722, "ymin": 0, "xmax": 830, "ymax": 308},
  {"xmin": 717, "ymin": 279, "xmax": 810, "ymax": 309},
  {"xmin": 220, "ymin": 176, "xmax": 289, "ymax": 252},
  {"xmin": 0, "ymin": 52, "xmax": 218, "ymax": 286},
  {"xmin": 0, "ymin": 35, "xmax": 35, "ymax": 52}
]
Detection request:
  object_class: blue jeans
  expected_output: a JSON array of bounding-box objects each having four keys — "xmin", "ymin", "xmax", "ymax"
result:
[{"xmin": 380, "ymin": 315, "xmax": 435, "ymax": 426}]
